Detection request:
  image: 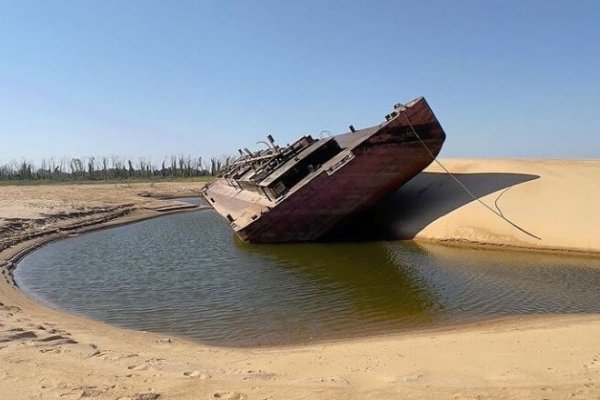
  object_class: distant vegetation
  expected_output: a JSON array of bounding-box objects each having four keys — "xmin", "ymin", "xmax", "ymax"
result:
[{"xmin": 0, "ymin": 155, "xmax": 235, "ymax": 183}]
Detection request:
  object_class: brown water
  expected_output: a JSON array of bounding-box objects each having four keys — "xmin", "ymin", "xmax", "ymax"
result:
[{"xmin": 14, "ymin": 205, "xmax": 600, "ymax": 346}]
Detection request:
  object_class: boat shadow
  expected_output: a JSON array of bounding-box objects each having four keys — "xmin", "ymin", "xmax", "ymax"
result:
[{"xmin": 324, "ymin": 171, "xmax": 540, "ymax": 242}]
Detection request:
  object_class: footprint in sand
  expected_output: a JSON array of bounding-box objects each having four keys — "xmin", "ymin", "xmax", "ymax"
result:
[
  {"xmin": 583, "ymin": 354, "xmax": 600, "ymax": 371},
  {"xmin": 183, "ymin": 370, "xmax": 210, "ymax": 379},
  {"xmin": 211, "ymin": 391, "xmax": 247, "ymax": 400},
  {"xmin": 127, "ymin": 364, "xmax": 149, "ymax": 371},
  {"xmin": 94, "ymin": 350, "xmax": 138, "ymax": 361},
  {"xmin": 241, "ymin": 370, "xmax": 277, "ymax": 381},
  {"xmin": 128, "ymin": 393, "xmax": 161, "ymax": 400}
]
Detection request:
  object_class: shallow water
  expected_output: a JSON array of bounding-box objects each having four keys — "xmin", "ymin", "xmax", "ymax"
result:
[{"xmin": 14, "ymin": 206, "xmax": 600, "ymax": 346}]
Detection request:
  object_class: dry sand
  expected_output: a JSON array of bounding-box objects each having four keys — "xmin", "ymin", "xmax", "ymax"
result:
[
  {"xmin": 381, "ymin": 158, "xmax": 600, "ymax": 254},
  {"xmin": 0, "ymin": 162, "xmax": 599, "ymax": 400}
]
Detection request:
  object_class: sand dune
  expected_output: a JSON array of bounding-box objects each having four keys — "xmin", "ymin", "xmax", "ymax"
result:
[
  {"xmin": 380, "ymin": 159, "xmax": 600, "ymax": 254},
  {"xmin": 0, "ymin": 162, "xmax": 599, "ymax": 399}
]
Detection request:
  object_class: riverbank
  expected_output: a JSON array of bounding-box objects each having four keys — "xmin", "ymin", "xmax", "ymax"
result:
[
  {"xmin": 381, "ymin": 158, "xmax": 600, "ymax": 255},
  {"xmin": 1, "ymin": 165, "xmax": 599, "ymax": 399}
]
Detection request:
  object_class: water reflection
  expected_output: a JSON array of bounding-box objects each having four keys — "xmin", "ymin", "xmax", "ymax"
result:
[
  {"xmin": 239, "ymin": 241, "xmax": 442, "ymax": 324},
  {"xmin": 14, "ymin": 208, "xmax": 600, "ymax": 347},
  {"xmin": 391, "ymin": 242, "xmax": 600, "ymax": 317}
]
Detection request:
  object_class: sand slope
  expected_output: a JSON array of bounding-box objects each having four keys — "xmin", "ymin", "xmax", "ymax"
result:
[{"xmin": 381, "ymin": 159, "xmax": 600, "ymax": 254}]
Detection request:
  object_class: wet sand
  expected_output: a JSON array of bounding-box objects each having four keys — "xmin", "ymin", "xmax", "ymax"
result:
[{"xmin": 1, "ymin": 164, "xmax": 599, "ymax": 399}]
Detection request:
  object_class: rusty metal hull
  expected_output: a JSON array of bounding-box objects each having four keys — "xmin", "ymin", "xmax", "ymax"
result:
[{"xmin": 203, "ymin": 97, "xmax": 446, "ymax": 243}]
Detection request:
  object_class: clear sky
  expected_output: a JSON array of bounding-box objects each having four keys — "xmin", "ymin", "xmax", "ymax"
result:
[{"xmin": 1, "ymin": 1, "xmax": 598, "ymax": 165}]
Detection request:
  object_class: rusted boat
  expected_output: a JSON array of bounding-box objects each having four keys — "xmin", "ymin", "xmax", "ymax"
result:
[{"xmin": 202, "ymin": 97, "xmax": 446, "ymax": 243}]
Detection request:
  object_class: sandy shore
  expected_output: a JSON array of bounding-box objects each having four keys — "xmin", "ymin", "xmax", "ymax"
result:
[
  {"xmin": 380, "ymin": 159, "xmax": 600, "ymax": 254},
  {"xmin": 1, "ymin": 164, "xmax": 599, "ymax": 400}
]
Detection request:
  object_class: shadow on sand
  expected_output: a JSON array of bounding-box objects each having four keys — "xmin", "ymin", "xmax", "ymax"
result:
[{"xmin": 324, "ymin": 171, "xmax": 540, "ymax": 242}]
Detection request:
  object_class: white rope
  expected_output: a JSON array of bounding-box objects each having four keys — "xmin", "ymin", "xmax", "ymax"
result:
[{"xmin": 400, "ymin": 109, "xmax": 541, "ymax": 241}]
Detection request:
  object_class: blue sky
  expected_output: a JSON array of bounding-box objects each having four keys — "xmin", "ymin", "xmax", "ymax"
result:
[{"xmin": 1, "ymin": 1, "xmax": 598, "ymax": 164}]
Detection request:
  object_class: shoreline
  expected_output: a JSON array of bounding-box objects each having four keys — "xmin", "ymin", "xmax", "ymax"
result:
[
  {"xmin": 382, "ymin": 158, "xmax": 600, "ymax": 255},
  {"xmin": 6, "ymin": 198, "xmax": 600, "ymax": 351},
  {"xmin": 3, "ymin": 205, "xmax": 209, "ymax": 282},
  {"xmin": 413, "ymin": 235, "xmax": 600, "ymax": 259},
  {"xmin": 1, "ymin": 172, "xmax": 599, "ymax": 398}
]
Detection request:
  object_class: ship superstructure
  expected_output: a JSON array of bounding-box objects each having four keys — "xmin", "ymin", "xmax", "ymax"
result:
[{"xmin": 202, "ymin": 97, "xmax": 446, "ymax": 243}]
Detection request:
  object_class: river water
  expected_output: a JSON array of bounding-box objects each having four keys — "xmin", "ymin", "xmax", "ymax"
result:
[{"xmin": 14, "ymin": 204, "xmax": 600, "ymax": 346}]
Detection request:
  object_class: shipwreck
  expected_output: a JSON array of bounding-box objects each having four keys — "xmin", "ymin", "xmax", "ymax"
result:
[{"xmin": 202, "ymin": 97, "xmax": 446, "ymax": 243}]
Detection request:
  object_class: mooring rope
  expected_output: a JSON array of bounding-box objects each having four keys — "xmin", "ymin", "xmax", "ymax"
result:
[{"xmin": 399, "ymin": 108, "xmax": 541, "ymax": 240}]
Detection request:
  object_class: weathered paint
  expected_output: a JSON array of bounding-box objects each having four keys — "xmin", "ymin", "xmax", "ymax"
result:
[{"xmin": 203, "ymin": 97, "xmax": 446, "ymax": 243}]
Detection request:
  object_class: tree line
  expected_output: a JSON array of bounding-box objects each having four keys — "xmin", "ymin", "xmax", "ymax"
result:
[{"xmin": 0, "ymin": 154, "xmax": 235, "ymax": 182}]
